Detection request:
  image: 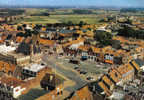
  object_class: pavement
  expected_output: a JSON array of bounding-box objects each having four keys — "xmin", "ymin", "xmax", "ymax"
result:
[{"xmin": 42, "ymin": 54, "xmax": 88, "ymax": 92}]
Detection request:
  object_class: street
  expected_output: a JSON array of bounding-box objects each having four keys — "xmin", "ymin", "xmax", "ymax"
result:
[{"xmin": 42, "ymin": 55, "xmax": 88, "ymax": 92}]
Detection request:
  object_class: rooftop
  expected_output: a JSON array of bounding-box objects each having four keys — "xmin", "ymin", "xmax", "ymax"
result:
[
  {"xmin": 0, "ymin": 44, "xmax": 16, "ymax": 53},
  {"xmin": 4, "ymin": 51, "xmax": 30, "ymax": 58},
  {"xmin": 41, "ymin": 73, "xmax": 64, "ymax": 87},
  {"xmin": 59, "ymin": 29, "xmax": 76, "ymax": 34},
  {"xmin": 0, "ymin": 76, "xmax": 24, "ymax": 88},
  {"xmin": 63, "ymin": 38, "xmax": 85, "ymax": 47},
  {"xmin": 39, "ymin": 38, "xmax": 55, "ymax": 46},
  {"xmin": 23, "ymin": 63, "xmax": 46, "ymax": 73}
]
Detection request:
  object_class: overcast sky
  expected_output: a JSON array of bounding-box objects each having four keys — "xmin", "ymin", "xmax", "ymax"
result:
[{"xmin": 0, "ymin": 0, "xmax": 144, "ymax": 7}]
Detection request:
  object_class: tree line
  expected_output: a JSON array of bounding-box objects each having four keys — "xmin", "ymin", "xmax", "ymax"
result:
[
  {"xmin": 0, "ymin": 9, "xmax": 25, "ymax": 16},
  {"xmin": 118, "ymin": 26, "xmax": 144, "ymax": 39}
]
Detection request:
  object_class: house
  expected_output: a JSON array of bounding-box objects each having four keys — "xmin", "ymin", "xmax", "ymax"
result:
[
  {"xmin": 16, "ymin": 36, "xmax": 24, "ymax": 43},
  {"xmin": 63, "ymin": 38, "xmax": 85, "ymax": 57},
  {"xmin": 129, "ymin": 59, "xmax": 144, "ymax": 72},
  {"xmin": 40, "ymin": 73, "xmax": 64, "ymax": 94},
  {"xmin": 0, "ymin": 61, "xmax": 16, "ymax": 75},
  {"xmin": 103, "ymin": 50, "xmax": 115, "ymax": 64},
  {"xmin": 39, "ymin": 38, "xmax": 55, "ymax": 47},
  {"xmin": 77, "ymin": 45, "xmax": 124, "ymax": 64},
  {"xmin": 36, "ymin": 74, "xmax": 65, "ymax": 100},
  {"xmin": 89, "ymin": 46, "xmax": 102, "ymax": 61},
  {"xmin": 89, "ymin": 59, "xmax": 144, "ymax": 97},
  {"xmin": 108, "ymin": 67, "xmax": 122, "ymax": 84},
  {"xmin": 0, "ymin": 36, "xmax": 41, "ymax": 66},
  {"xmin": 0, "ymin": 51, "xmax": 31, "ymax": 66},
  {"xmin": 101, "ymin": 75, "xmax": 115, "ymax": 91},
  {"xmin": 40, "ymin": 30, "xmax": 56, "ymax": 39},
  {"xmin": 0, "ymin": 44, "xmax": 16, "ymax": 53},
  {"xmin": 89, "ymin": 80, "xmax": 112, "ymax": 97},
  {"xmin": 67, "ymin": 85, "xmax": 93, "ymax": 100},
  {"xmin": 78, "ymin": 45, "xmax": 90, "ymax": 60},
  {"xmin": 0, "ymin": 76, "xmax": 26, "ymax": 98},
  {"xmin": 21, "ymin": 63, "xmax": 51, "ymax": 79},
  {"xmin": 116, "ymin": 64, "xmax": 135, "ymax": 86},
  {"xmin": 63, "ymin": 38, "xmax": 85, "ymax": 49}
]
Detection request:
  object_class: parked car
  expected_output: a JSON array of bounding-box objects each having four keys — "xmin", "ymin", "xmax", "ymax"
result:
[
  {"xmin": 76, "ymin": 69, "xmax": 80, "ymax": 72},
  {"xmin": 87, "ymin": 76, "xmax": 95, "ymax": 81},
  {"xmin": 69, "ymin": 59, "xmax": 80, "ymax": 65},
  {"xmin": 74, "ymin": 67, "xmax": 79, "ymax": 70},
  {"xmin": 80, "ymin": 71, "xmax": 87, "ymax": 75},
  {"xmin": 82, "ymin": 71, "xmax": 87, "ymax": 75}
]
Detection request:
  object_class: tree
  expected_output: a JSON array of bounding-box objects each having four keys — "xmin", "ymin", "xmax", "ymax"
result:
[
  {"xmin": 67, "ymin": 21, "xmax": 73, "ymax": 26},
  {"xmin": 33, "ymin": 24, "xmax": 42, "ymax": 31},
  {"xmin": 118, "ymin": 25, "xmax": 144, "ymax": 39},
  {"xmin": 22, "ymin": 24, "xmax": 27, "ymax": 28},
  {"xmin": 111, "ymin": 40, "xmax": 121, "ymax": 49},
  {"xmin": 16, "ymin": 32, "xmax": 24, "ymax": 37},
  {"xmin": 73, "ymin": 9, "xmax": 93, "ymax": 14},
  {"xmin": 25, "ymin": 29, "xmax": 32, "ymax": 37},
  {"xmin": 32, "ymin": 30, "xmax": 39, "ymax": 35},
  {"xmin": 94, "ymin": 30, "xmax": 112, "ymax": 46},
  {"xmin": 125, "ymin": 19, "xmax": 132, "ymax": 24},
  {"xmin": 79, "ymin": 21, "xmax": 87, "ymax": 27},
  {"xmin": 17, "ymin": 26, "xmax": 23, "ymax": 31}
]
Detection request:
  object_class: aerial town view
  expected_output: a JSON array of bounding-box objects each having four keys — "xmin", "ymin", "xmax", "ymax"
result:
[{"xmin": 0, "ymin": 0, "xmax": 144, "ymax": 100}]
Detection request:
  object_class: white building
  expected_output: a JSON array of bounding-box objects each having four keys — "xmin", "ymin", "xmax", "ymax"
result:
[
  {"xmin": 0, "ymin": 44, "xmax": 16, "ymax": 53},
  {"xmin": 22, "ymin": 63, "xmax": 47, "ymax": 78},
  {"xmin": 69, "ymin": 41, "xmax": 84, "ymax": 50}
]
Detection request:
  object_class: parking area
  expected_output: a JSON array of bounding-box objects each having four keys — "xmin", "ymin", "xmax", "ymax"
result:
[{"xmin": 56, "ymin": 56, "xmax": 111, "ymax": 82}]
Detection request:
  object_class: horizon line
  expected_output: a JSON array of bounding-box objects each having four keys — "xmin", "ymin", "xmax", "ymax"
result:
[{"xmin": 0, "ymin": 5, "xmax": 144, "ymax": 9}]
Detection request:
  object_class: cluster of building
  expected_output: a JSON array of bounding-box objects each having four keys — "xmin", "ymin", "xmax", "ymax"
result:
[
  {"xmin": 89, "ymin": 59, "xmax": 144, "ymax": 99},
  {"xmin": 0, "ymin": 23, "xmax": 62, "ymax": 100},
  {"xmin": 0, "ymin": 14, "xmax": 143, "ymax": 100}
]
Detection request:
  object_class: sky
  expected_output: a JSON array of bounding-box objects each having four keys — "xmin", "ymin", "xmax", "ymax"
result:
[{"xmin": 0, "ymin": 0, "xmax": 144, "ymax": 7}]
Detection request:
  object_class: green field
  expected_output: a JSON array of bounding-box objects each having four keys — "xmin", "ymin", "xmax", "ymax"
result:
[
  {"xmin": 20, "ymin": 14, "xmax": 102, "ymax": 24},
  {"xmin": 10, "ymin": 8, "xmax": 121, "ymax": 24},
  {"xmin": 7, "ymin": 8, "xmax": 144, "ymax": 25}
]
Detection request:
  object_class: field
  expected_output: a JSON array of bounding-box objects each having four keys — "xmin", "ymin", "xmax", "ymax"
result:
[
  {"xmin": 19, "ymin": 14, "xmax": 102, "ymax": 24},
  {"xmin": 5, "ymin": 8, "xmax": 144, "ymax": 24},
  {"xmin": 13, "ymin": 8, "xmax": 108, "ymax": 24}
]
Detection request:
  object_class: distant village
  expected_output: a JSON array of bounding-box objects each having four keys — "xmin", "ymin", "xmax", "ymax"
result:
[{"xmin": 0, "ymin": 14, "xmax": 143, "ymax": 100}]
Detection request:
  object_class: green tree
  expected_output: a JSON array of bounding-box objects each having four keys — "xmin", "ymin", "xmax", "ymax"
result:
[
  {"xmin": 94, "ymin": 30, "xmax": 112, "ymax": 46},
  {"xmin": 79, "ymin": 21, "xmax": 87, "ymax": 27},
  {"xmin": 17, "ymin": 26, "xmax": 23, "ymax": 31},
  {"xmin": 67, "ymin": 21, "xmax": 73, "ymax": 26},
  {"xmin": 33, "ymin": 24, "xmax": 42, "ymax": 31}
]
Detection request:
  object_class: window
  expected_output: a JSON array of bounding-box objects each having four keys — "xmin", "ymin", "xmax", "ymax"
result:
[
  {"xmin": 34, "ymin": 72, "xmax": 37, "ymax": 76},
  {"xmin": 115, "ymin": 73, "xmax": 118, "ymax": 77},
  {"xmin": 30, "ymin": 71, "xmax": 33, "ymax": 75},
  {"xmin": 25, "ymin": 70, "xmax": 29, "ymax": 73}
]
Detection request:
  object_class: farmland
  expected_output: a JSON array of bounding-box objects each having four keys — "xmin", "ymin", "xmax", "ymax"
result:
[
  {"xmin": 16, "ymin": 8, "xmax": 109, "ymax": 24},
  {"xmin": 19, "ymin": 14, "xmax": 102, "ymax": 24}
]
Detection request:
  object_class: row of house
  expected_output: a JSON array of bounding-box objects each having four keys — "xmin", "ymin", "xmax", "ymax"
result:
[
  {"xmin": 63, "ymin": 40, "xmax": 130, "ymax": 65},
  {"xmin": 89, "ymin": 59, "xmax": 144, "ymax": 98}
]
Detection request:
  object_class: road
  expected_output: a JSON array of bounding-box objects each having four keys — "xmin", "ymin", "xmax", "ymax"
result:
[{"xmin": 42, "ymin": 55, "xmax": 88, "ymax": 92}]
